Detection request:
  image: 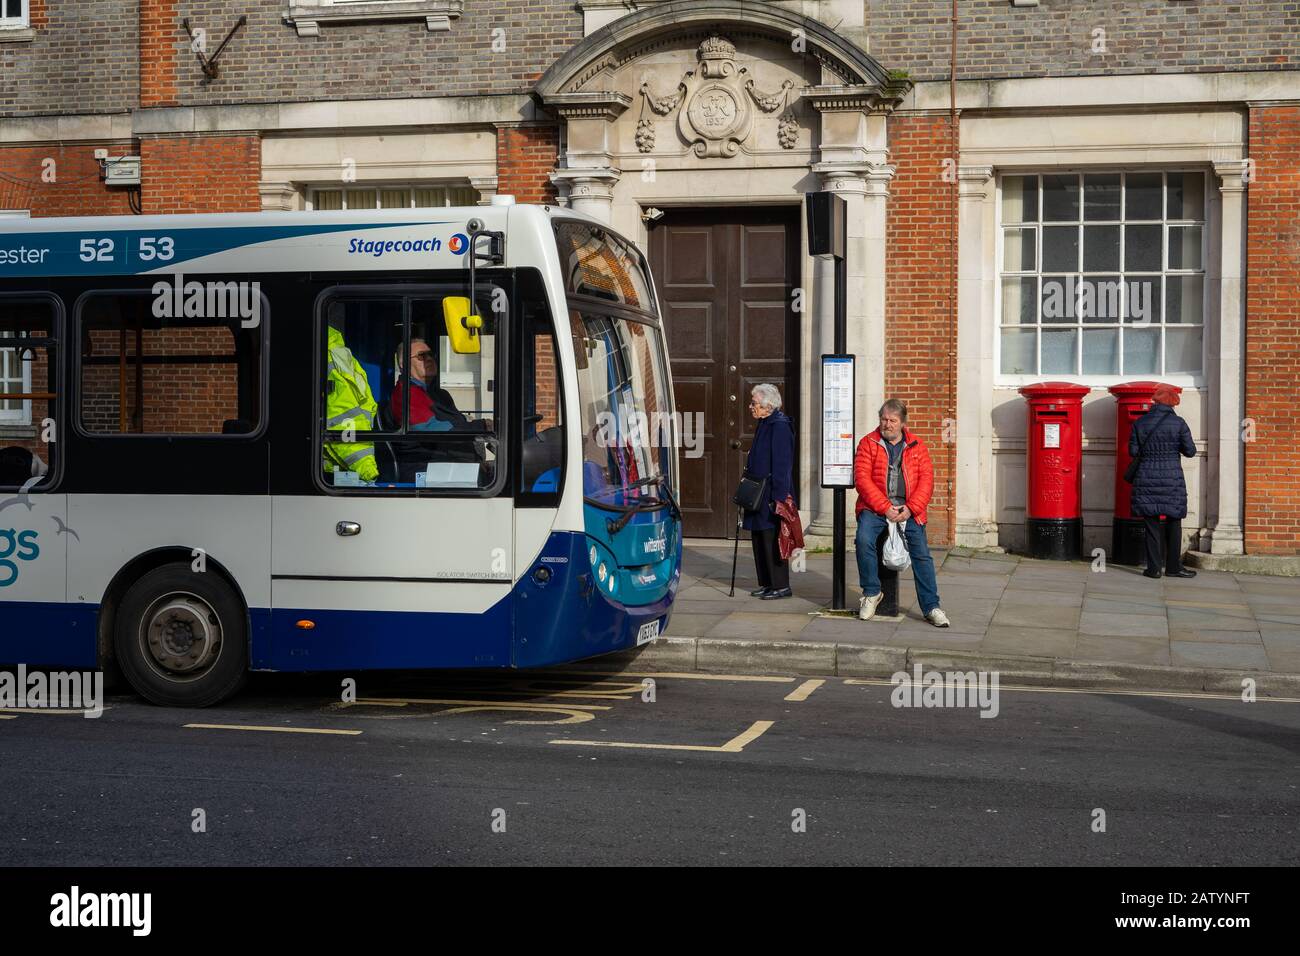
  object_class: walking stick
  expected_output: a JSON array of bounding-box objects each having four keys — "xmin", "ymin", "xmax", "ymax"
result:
[{"xmin": 729, "ymin": 507, "xmax": 742, "ymax": 597}]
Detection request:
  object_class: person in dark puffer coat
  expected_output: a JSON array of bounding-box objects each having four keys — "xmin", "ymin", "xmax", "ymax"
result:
[
  {"xmin": 1129, "ymin": 383, "xmax": 1197, "ymax": 579},
  {"xmin": 741, "ymin": 383, "xmax": 796, "ymax": 600}
]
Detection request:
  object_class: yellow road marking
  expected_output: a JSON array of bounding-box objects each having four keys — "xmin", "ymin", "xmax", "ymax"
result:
[
  {"xmin": 0, "ymin": 715, "xmax": 16, "ymax": 720},
  {"xmin": 550, "ymin": 719, "xmax": 775, "ymax": 753},
  {"xmin": 551, "ymin": 670, "xmax": 795, "ymax": 683},
  {"xmin": 435, "ymin": 705, "xmax": 595, "ymax": 725},
  {"xmin": 0, "ymin": 708, "xmax": 101, "ymax": 716},
  {"xmin": 784, "ymin": 679, "xmax": 825, "ymax": 702},
  {"xmin": 843, "ymin": 679, "xmax": 1300, "ymax": 704},
  {"xmin": 184, "ymin": 723, "xmax": 362, "ymax": 736},
  {"xmin": 342, "ymin": 696, "xmax": 610, "ymax": 711}
]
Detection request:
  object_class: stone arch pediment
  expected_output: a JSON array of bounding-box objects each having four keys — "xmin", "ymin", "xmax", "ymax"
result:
[{"xmin": 535, "ymin": 0, "xmax": 899, "ymax": 100}]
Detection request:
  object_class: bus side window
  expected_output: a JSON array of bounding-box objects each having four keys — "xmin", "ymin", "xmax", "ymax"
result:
[
  {"xmin": 0, "ymin": 296, "xmax": 59, "ymax": 491},
  {"xmin": 517, "ymin": 274, "xmax": 564, "ymax": 500}
]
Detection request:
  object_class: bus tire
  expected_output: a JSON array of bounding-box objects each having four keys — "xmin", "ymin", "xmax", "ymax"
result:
[{"xmin": 114, "ymin": 563, "xmax": 249, "ymax": 707}]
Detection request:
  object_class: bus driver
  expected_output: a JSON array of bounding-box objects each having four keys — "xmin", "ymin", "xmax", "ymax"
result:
[{"xmin": 391, "ymin": 337, "xmax": 468, "ymax": 432}]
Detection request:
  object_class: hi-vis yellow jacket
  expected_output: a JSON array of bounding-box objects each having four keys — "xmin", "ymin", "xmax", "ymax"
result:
[{"xmin": 324, "ymin": 326, "xmax": 379, "ymax": 482}]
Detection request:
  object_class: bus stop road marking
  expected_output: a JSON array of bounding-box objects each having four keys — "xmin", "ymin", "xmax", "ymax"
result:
[
  {"xmin": 0, "ymin": 708, "xmax": 106, "ymax": 716},
  {"xmin": 784, "ymin": 679, "xmax": 825, "ymax": 702},
  {"xmin": 341, "ymin": 697, "xmax": 611, "ymax": 711},
  {"xmin": 184, "ymin": 723, "xmax": 363, "ymax": 736},
  {"xmin": 435, "ymin": 705, "xmax": 596, "ymax": 725},
  {"xmin": 550, "ymin": 670, "xmax": 796, "ymax": 684},
  {"xmin": 0, "ymin": 715, "xmax": 16, "ymax": 720},
  {"xmin": 842, "ymin": 679, "xmax": 1300, "ymax": 704},
  {"xmin": 549, "ymin": 719, "xmax": 775, "ymax": 754}
]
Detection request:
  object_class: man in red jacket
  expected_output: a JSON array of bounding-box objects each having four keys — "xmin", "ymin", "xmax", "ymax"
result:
[{"xmin": 853, "ymin": 399, "xmax": 949, "ymax": 626}]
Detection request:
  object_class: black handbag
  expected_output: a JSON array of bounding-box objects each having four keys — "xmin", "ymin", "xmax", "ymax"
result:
[{"xmin": 733, "ymin": 472, "xmax": 769, "ymax": 512}]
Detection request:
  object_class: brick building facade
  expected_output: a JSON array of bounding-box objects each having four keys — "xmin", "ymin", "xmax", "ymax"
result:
[{"xmin": 2, "ymin": 0, "xmax": 1298, "ymax": 557}]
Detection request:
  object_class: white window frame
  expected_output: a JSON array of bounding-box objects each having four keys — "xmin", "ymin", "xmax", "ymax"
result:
[
  {"xmin": 0, "ymin": 344, "xmax": 32, "ymax": 424},
  {"xmin": 994, "ymin": 168, "xmax": 1209, "ymax": 389},
  {"xmin": 0, "ymin": 0, "xmax": 27, "ymax": 27},
  {"xmin": 305, "ymin": 183, "xmax": 477, "ymax": 211},
  {"xmin": 284, "ymin": 0, "xmax": 464, "ymax": 37}
]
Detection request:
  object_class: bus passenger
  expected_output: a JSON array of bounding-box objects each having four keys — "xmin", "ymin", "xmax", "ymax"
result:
[
  {"xmin": 391, "ymin": 337, "xmax": 468, "ymax": 432},
  {"xmin": 323, "ymin": 325, "xmax": 379, "ymax": 482}
]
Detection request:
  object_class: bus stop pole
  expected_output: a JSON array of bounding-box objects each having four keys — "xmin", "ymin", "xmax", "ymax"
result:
[{"xmin": 831, "ymin": 226, "xmax": 847, "ymax": 611}]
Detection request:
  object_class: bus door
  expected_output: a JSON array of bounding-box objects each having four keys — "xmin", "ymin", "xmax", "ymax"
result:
[
  {"xmin": 268, "ymin": 287, "xmax": 513, "ymax": 670},
  {"xmin": 0, "ymin": 297, "xmax": 82, "ymax": 665}
]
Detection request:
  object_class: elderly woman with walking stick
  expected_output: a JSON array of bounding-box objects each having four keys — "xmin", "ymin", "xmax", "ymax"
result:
[{"xmin": 734, "ymin": 383, "xmax": 797, "ymax": 600}]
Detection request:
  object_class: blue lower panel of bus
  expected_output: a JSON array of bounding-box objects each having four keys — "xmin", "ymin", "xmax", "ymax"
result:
[
  {"xmin": 0, "ymin": 601, "xmax": 99, "ymax": 667},
  {"xmin": 262, "ymin": 531, "xmax": 678, "ymax": 672},
  {"xmin": 1, "ymin": 532, "xmax": 679, "ymax": 673}
]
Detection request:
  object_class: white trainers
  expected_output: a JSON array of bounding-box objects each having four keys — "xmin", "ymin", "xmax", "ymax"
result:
[
  {"xmin": 926, "ymin": 608, "xmax": 951, "ymax": 628},
  {"xmin": 858, "ymin": 592, "xmax": 884, "ymax": 622}
]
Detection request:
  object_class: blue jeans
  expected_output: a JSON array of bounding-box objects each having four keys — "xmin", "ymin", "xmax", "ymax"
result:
[{"xmin": 855, "ymin": 512, "xmax": 941, "ymax": 615}]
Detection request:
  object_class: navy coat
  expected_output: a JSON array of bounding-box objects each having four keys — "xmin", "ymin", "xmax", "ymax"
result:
[
  {"xmin": 1128, "ymin": 403, "xmax": 1195, "ymax": 519},
  {"xmin": 741, "ymin": 410, "xmax": 795, "ymax": 531}
]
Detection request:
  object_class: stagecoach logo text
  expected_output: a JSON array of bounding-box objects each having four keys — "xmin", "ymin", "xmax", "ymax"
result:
[
  {"xmin": 0, "ymin": 528, "xmax": 39, "ymax": 587},
  {"xmin": 151, "ymin": 273, "xmax": 261, "ymax": 328}
]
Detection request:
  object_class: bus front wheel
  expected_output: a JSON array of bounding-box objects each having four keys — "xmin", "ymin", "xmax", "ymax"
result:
[{"xmin": 114, "ymin": 563, "xmax": 249, "ymax": 707}]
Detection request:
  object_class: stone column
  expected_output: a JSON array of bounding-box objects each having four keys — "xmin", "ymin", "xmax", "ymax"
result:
[
  {"xmin": 469, "ymin": 176, "xmax": 498, "ymax": 206},
  {"xmin": 1210, "ymin": 160, "xmax": 1249, "ymax": 554},
  {"xmin": 954, "ymin": 165, "xmax": 1000, "ymax": 549},
  {"xmin": 258, "ymin": 182, "xmax": 298, "ymax": 211},
  {"xmin": 541, "ymin": 92, "xmax": 631, "ymax": 225},
  {"xmin": 804, "ymin": 89, "xmax": 899, "ymax": 541}
]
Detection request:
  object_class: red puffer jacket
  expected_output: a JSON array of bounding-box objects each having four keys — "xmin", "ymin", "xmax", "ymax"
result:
[{"xmin": 853, "ymin": 427, "xmax": 934, "ymax": 526}]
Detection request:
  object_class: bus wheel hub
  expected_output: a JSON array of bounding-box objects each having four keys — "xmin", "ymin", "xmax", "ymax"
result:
[{"xmin": 144, "ymin": 595, "xmax": 222, "ymax": 674}]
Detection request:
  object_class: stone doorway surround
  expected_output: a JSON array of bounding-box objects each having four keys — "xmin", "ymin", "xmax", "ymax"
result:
[{"xmin": 533, "ymin": 0, "xmax": 909, "ymax": 536}]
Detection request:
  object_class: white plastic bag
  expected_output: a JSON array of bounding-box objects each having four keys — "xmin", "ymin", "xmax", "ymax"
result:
[{"xmin": 882, "ymin": 520, "xmax": 911, "ymax": 572}]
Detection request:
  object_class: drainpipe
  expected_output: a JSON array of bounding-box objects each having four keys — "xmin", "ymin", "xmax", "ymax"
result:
[{"xmin": 947, "ymin": 0, "xmax": 959, "ymax": 545}]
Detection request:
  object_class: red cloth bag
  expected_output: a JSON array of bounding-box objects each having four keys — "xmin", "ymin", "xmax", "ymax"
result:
[{"xmin": 774, "ymin": 496, "xmax": 805, "ymax": 561}]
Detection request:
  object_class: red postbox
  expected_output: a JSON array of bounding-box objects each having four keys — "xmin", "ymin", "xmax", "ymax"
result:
[
  {"xmin": 1108, "ymin": 381, "xmax": 1182, "ymax": 566},
  {"xmin": 1018, "ymin": 382, "xmax": 1091, "ymax": 560}
]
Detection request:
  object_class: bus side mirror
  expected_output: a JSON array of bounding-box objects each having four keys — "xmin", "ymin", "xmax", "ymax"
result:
[{"xmin": 443, "ymin": 296, "xmax": 482, "ymax": 354}]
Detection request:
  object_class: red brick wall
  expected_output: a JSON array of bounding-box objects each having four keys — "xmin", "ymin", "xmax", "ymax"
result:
[
  {"xmin": 0, "ymin": 143, "xmax": 135, "ymax": 216},
  {"xmin": 140, "ymin": 0, "xmax": 178, "ymax": 109},
  {"xmin": 80, "ymin": 327, "xmax": 241, "ymax": 435},
  {"xmin": 885, "ymin": 112, "xmax": 958, "ymax": 544},
  {"xmin": 496, "ymin": 126, "xmax": 558, "ymax": 205},
  {"xmin": 138, "ymin": 134, "xmax": 261, "ymax": 214},
  {"xmin": 1244, "ymin": 105, "xmax": 1300, "ymax": 555},
  {"xmin": 28, "ymin": 0, "xmax": 47, "ymax": 29}
]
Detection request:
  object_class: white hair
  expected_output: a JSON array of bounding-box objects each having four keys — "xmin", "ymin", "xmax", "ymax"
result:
[{"xmin": 752, "ymin": 383, "xmax": 783, "ymax": 411}]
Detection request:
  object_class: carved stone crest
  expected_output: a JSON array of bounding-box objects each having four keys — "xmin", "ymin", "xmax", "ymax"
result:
[{"xmin": 637, "ymin": 35, "xmax": 798, "ymax": 157}]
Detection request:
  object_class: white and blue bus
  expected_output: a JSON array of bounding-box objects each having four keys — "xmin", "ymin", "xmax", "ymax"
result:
[{"xmin": 0, "ymin": 200, "xmax": 681, "ymax": 706}]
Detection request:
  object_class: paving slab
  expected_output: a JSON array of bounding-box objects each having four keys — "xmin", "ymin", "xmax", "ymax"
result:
[
  {"xmin": 886, "ymin": 628, "xmax": 986, "ymax": 651},
  {"xmin": 1000, "ymin": 587, "xmax": 1085, "ymax": 607},
  {"xmin": 663, "ymin": 613, "xmax": 731, "ymax": 637},
  {"xmin": 1167, "ymin": 627, "xmax": 1264, "ymax": 645},
  {"xmin": 798, "ymin": 615, "xmax": 894, "ymax": 643},
  {"xmin": 1170, "ymin": 641, "xmax": 1270, "ymax": 671},
  {"xmin": 991, "ymin": 603, "xmax": 1081, "ymax": 630},
  {"xmin": 1074, "ymin": 634, "xmax": 1172, "ymax": 666},
  {"xmin": 1079, "ymin": 610, "xmax": 1169, "ymax": 639},
  {"xmin": 983, "ymin": 626, "xmax": 1077, "ymax": 658},
  {"xmin": 704, "ymin": 611, "xmax": 812, "ymax": 640},
  {"xmin": 1252, "ymin": 609, "xmax": 1300, "ymax": 627},
  {"xmin": 1082, "ymin": 596, "xmax": 1173, "ymax": 616},
  {"xmin": 1166, "ymin": 607, "xmax": 1258, "ymax": 632}
]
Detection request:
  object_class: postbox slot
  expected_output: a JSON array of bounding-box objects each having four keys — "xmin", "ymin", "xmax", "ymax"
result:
[{"xmin": 1036, "ymin": 410, "xmax": 1068, "ymax": 417}]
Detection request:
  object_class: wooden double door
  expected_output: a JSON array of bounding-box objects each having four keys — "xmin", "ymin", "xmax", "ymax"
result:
[{"xmin": 648, "ymin": 206, "xmax": 800, "ymax": 538}]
